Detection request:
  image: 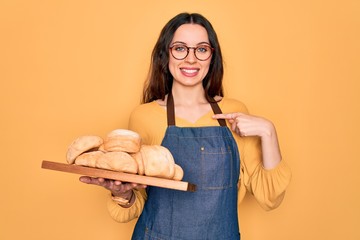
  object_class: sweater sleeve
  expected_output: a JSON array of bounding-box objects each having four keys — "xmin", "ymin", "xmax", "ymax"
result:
[
  {"xmin": 107, "ymin": 189, "xmax": 147, "ymax": 223},
  {"xmin": 106, "ymin": 102, "xmax": 167, "ymax": 222},
  {"xmin": 240, "ymin": 136, "xmax": 292, "ymax": 210},
  {"xmin": 221, "ymin": 98, "xmax": 291, "ymax": 210}
]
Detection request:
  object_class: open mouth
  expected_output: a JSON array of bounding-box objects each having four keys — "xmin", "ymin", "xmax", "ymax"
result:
[{"xmin": 180, "ymin": 68, "xmax": 199, "ymax": 75}]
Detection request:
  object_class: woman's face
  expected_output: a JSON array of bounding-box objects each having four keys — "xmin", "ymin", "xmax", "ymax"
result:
[{"xmin": 168, "ymin": 24, "xmax": 212, "ymax": 89}]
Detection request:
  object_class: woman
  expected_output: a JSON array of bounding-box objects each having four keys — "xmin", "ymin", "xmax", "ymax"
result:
[{"xmin": 80, "ymin": 12, "xmax": 291, "ymax": 239}]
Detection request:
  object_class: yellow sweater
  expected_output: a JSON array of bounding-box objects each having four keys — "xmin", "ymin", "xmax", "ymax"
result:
[{"xmin": 107, "ymin": 98, "xmax": 292, "ymax": 223}]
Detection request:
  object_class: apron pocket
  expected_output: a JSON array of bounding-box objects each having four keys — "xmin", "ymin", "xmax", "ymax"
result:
[{"xmin": 200, "ymin": 146, "xmax": 233, "ymax": 190}]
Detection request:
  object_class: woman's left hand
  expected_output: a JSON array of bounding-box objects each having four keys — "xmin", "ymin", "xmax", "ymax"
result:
[
  {"xmin": 213, "ymin": 112, "xmax": 282, "ymax": 169},
  {"xmin": 213, "ymin": 112, "xmax": 275, "ymax": 138}
]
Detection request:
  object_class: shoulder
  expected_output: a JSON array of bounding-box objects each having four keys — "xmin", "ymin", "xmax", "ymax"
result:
[
  {"xmin": 218, "ymin": 97, "xmax": 249, "ymax": 114},
  {"xmin": 130, "ymin": 101, "xmax": 161, "ymax": 118},
  {"xmin": 129, "ymin": 101, "xmax": 166, "ymax": 127},
  {"xmin": 128, "ymin": 101, "xmax": 167, "ymax": 145}
]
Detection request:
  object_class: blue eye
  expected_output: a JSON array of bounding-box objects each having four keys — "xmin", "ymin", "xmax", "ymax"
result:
[
  {"xmin": 174, "ymin": 45, "xmax": 187, "ymax": 52},
  {"xmin": 197, "ymin": 46, "xmax": 210, "ymax": 53}
]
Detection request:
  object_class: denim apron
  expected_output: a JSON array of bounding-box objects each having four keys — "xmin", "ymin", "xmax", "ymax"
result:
[{"xmin": 132, "ymin": 92, "xmax": 241, "ymax": 240}]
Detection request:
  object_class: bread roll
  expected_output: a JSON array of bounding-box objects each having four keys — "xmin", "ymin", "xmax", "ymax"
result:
[
  {"xmin": 173, "ymin": 164, "xmax": 184, "ymax": 181},
  {"xmin": 131, "ymin": 151, "xmax": 145, "ymax": 175},
  {"xmin": 66, "ymin": 135, "xmax": 103, "ymax": 164},
  {"xmin": 97, "ymin": 151, "xmax": 138, "ymax": 174},
  {"xmin": 74, "ymin": 150, "xmax": 104, "ymax": 167},
  {"xmin": 103, "ymin": 129, "xmax": 141, "ymax": 153},
  {"xmin": 140, "ymin": 145, "xmax": 175, "ymax": 179},
  {"xmin": 67, "ymin": 130, "xmax": 184, "ymax": 180},
  {"xmin": 98, "ymin": 144, "xmax": 105, "ymax": 152},
  {"xmin": 75, "ymin": 151, "xmax": 138, "ymax": 174}
]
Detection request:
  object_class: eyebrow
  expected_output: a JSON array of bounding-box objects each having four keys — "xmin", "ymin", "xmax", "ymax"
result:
[{"xmin": 171, "ymin": 41, "xmax": 211, "ymax": 46}]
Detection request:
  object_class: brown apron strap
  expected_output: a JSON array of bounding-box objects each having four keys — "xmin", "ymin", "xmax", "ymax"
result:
[
  {"xmin": 209, "ymin": 98, "xmax": 227, "ymax": 127},
  {"xmin": 166, "ymin": 91, "xmax": 176, "ymax": 126},
  {"xmin": 166, "ymin": 91, "xmax": 226, "ymax": 127}
]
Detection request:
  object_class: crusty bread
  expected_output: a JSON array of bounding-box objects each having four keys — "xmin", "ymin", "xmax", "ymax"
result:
[
  {"xmin": 67, "ymin": 130, "xmax": 184, "ymax": 180},
  {"xmin": 75, "ymin": 151, "xmax": 138, "ymax": 174},
  {"xmin": 66, "ymin": 135, "xmax": 103, "ymax": 164},
  {"xmin": 103, "ymin": 129, "xmax": 141, "ymax": 153},
  {"xmin": 97, "ymin": 151, "xmax": 138, "ymax": 174},
  {"xmin": 98, "ymin": 144, "xmax": 105, "ymax": 152},
  {"xmin": 139, "ymin": 145, "xmax": 175, "ymax": 179},
  {"xmin": 173, "ymin": 164, "xmax": 184, "ymax": 181},
  {"xmin": 74, "ymin": 150, "xmax": 104, "ymax": 167},
  {"xmin": 130, "ymin": 151, "xmax": 145, "ymax": 175}
]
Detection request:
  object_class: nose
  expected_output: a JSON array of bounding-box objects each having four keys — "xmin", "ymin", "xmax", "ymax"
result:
[{"xmin": 185, "ymin": 48, "xmax": 197, "ymax": 63}]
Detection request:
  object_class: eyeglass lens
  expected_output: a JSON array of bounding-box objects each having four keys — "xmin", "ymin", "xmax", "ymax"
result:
[{"xmin": 170, "ymin": 44, "xmax": 213, "ymax": 61}]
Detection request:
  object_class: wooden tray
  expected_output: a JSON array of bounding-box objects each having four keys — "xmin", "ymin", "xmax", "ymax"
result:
[{"xmin": 41, "ymin": 161, "xmax": 196, "ymax": 192}]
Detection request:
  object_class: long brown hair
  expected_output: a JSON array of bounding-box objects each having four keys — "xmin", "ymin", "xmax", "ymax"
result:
[{"xmin": 142, "ymin": 12, "xmax": 224, "ymax": 104}]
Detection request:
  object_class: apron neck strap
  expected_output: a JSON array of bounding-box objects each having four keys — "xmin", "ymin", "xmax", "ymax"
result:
[
  {"xmin": 166, "ymin": 91, "xmax": 227, "ymax": 127},
  {"xmin": 209, "ymin": 98, "xmax": 227, "ymax": 127},
  {"xmin": 166, "ymin": 91, "xmax": 176, "ymax": 126}
]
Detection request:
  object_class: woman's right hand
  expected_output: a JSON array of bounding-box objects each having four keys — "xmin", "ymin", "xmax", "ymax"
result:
[{"xmin": 79, "ymin": 176, "xmax": 147, "ymax": 199}]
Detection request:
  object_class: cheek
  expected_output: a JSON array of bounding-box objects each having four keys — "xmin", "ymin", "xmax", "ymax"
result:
[
  {"xmin": 168, "ymin": 63, "xmax": 176, "ymax": 77},
  {"xmin": 168, "ymin": 59, "xmax": 179, "ymax": 76},
  {"xmin": 201, "ymin": 63, "xmax": 211, "ymax": 76}
]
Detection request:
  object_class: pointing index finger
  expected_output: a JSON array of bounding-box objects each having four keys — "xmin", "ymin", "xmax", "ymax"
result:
[{"xmin": 213, "ymin": 113, "xmax": 237, "ymax": 119}]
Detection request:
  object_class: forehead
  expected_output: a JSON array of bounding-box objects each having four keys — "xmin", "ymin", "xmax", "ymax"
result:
[{"xmin": 171, "ymin": 24, "xmax": 209, "ymax": 45}]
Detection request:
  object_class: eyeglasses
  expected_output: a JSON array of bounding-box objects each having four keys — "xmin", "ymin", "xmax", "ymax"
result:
[{"xmin": 169, "ymin": 44, "xmax": 214, "ymax": 61}]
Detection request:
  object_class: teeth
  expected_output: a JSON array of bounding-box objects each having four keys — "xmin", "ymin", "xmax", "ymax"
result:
[{"xmin": 181, "ymin": 69, "xmax": 198, "ymax": 73}]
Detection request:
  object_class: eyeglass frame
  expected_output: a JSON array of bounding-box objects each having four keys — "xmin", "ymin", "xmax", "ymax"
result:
[{"xmin": 169, "ymin": 44, "xmax": 214, "ymax": 61}]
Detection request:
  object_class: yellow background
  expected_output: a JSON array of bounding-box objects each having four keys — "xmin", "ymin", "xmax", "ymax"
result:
[{"xmin": 1, "ymin": 0, "xmax": 359, "ymax": 239}]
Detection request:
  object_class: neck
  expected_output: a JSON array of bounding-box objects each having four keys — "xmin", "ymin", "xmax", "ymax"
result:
[{"xmin": 171, "ymin": 84, "xmax": 207, "ymax": 106}]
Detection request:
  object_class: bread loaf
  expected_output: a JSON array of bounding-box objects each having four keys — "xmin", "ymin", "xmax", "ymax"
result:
[
  {"xmin": 75, "ymin": 150, "xmax": 138, "ymax": 174},
  {"xmin": 74, "ymin": 150, "xmax": 104, "ymax": 167},
  {"xmin": 103, "ymin": 129, "xmax": 141, "ymax": 153},
  {"xmin": 173, "ymin": 164, "xmax": 184, "ymax": 181},
  {"xmin": 67, "ymin": 129, "xmax": 184, "ymax": 181},
  {"xmin": 130, "ymin": 151, "xmax": 145, "ymax": 175},
  {"xmin": 97, "ymin": 151, "xmax": 138, "ymax": 174},
  {"xmin": 66, "ymin": 135, "xmax": 103, "ymax": 164},
  {"xmin": 139, "ymin": 145, "xmax": 175, "ymax": 179}
]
